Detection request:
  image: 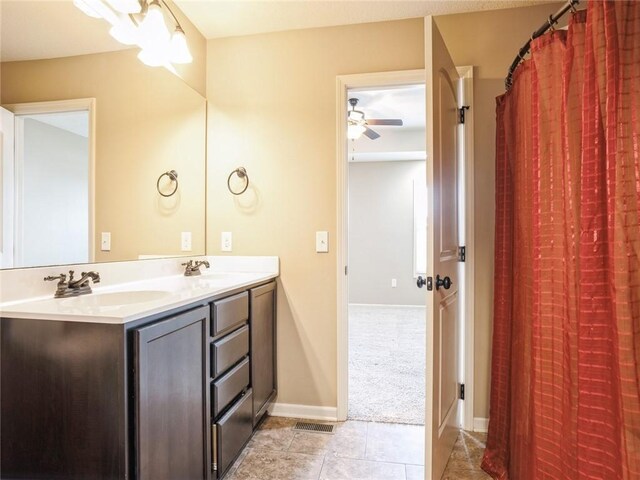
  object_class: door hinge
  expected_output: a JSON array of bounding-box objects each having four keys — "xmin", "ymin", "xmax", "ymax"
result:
[
  {"xmin": 460, "ymin": 383, "xmax": 465, "ymax": 400},
  {"xmin": 345, "ymin": 265, "xmax": 348, "ymax": 275},
  {"xmin": 458, "ymin": 246, "xmax": 466, "ymax": 262},
  {"xmin": 458, "ymin": 105, "xmax": 470, "ymax": 124}
]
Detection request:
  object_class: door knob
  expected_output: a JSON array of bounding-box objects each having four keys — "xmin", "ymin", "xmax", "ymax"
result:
[
  {"xmin": 417, "ymin": 276, "xmax": 433, "ymax": 291},
  {"xmin": 435, "ymin": 275, "xmax": 452, "ymax": 290}
]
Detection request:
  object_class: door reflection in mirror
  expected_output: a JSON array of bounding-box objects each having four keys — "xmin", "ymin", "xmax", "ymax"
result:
[{"xmin": 13, "ymin": 109, "xmax": 90, "ymax": 268}]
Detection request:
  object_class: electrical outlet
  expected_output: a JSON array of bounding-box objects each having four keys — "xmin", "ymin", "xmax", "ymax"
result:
[
  {"xmin": 391, "ymin": 278, "xmax": 397, "ymax": 288},
  {"xmin": 181, "ymin": 232, "xmax": 192, "ymax": 252},
  {"xmin": 101, "ymin": 232, "xmax": 111, "ymax": 251},
  {"xmin": 221, "ymin": 232, "xmax": 232, "ymax": 252}
]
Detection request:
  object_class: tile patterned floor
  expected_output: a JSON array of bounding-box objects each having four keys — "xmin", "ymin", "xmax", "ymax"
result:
[{"xmin": 223, "ymin": 416, "xmax": 491, "ymax": 480}]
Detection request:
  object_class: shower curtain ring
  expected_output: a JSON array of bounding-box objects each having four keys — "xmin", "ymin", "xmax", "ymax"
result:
[{"xmin": 569, "ymin": 0, "xmax": 578, "ymax": 13}]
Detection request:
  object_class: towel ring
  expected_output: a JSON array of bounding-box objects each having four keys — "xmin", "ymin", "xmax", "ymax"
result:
[
  {"xmin": 227, "ymin": 167, "xmax": 249, "ymax": 195},
  {"xmin": 157, "ymin": 170, "xmax": 179, "ymax": 197}
]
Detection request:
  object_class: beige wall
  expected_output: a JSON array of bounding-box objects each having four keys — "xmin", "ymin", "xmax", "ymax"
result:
[
  {"xmin": 2, "ymin": 49, "xmax": 206, "ymax": 263},
  {"xmin": 206, "ymin": 19, "xmax": 425, "ymax": 408},
  {"xmin": 435, "ymin": 2, "xmax": 563, "ymax": 419},
  {"xmin": 207, "ymin": 4, "xmax": 566, "ymax": 420}
]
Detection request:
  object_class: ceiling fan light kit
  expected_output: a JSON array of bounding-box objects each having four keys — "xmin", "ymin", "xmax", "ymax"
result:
[
  {"xmin": 347, "ymin": 123, "xmax": 366, "ymax": 140},
  {"xmin": 74, "ymin": 0, "xmax": 193, "ymax": 68},
  {"xmin": 347, "ymin": 97, "xmax": 403, "ymax": 140}
]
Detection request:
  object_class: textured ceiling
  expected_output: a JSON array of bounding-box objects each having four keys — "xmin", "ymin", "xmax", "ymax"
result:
[{"xmin": 174, "ymin": 0, "xmax": 556, "ymax": 40}]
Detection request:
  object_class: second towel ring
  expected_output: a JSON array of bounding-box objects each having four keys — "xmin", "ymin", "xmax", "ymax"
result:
[
  {"xmin": 227, "ymin": 167, "xmax": 249, "ymax": 195},
  {"xmin": 157, "ymin": 170, "xmax": 179, "ymax": 197}
]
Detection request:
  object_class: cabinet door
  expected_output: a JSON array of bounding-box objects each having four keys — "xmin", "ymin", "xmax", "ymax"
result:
[
  {"xmin": 250, "ymin": 282, "xmax": 277, "ymax": 426},
  {"xmin": 135, "ymin": 306, "xmax": 210, "ymax": 480}
]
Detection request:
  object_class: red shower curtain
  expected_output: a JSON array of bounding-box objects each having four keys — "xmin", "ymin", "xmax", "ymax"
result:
[{"xmin": 482, "ymin": 2, "xmax": 640, "ymax": 479}]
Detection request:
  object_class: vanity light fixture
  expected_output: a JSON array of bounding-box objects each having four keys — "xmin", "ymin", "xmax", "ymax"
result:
[
  {"xmin": 105, "ymin": 0, "xmax": 141, "ymax": 14},
  {"xmin": 74, "ymin": 0, "xmax": 193, "ymax": 68}
]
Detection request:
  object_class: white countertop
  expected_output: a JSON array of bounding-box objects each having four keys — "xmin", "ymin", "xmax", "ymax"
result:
[{"xmin": 0, "ymin": 256, "xmax": 279, "ymax": 324}]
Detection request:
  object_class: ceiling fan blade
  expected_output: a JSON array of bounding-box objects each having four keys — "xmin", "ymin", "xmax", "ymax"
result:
[
  {"xmin": 367, "ymin": 119, "xmax": 403, "ymax": 126},
  {"xmin": 363, "ymin": 127, "xmax": 381, "ymax": 140}
]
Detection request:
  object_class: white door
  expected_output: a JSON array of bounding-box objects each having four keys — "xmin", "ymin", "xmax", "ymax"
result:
[
  {"xmin": 424, "ymin": 16, "xmax": 461, "ymax": 480},
  {"xmin": 0, "ymin": 107, "xmax": 15, "ymax": 268}
]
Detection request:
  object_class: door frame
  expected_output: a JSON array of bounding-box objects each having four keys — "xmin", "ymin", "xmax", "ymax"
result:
[
  {"xmin": 5, "ymin": 98, "xmax": 97, "ymax": 264},
  {"xmin": 335, "ymin": 68, "xmax": 475, "ymax": 431}
]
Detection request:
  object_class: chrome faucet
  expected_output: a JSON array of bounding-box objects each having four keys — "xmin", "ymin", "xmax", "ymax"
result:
[
  {"xmin": 182, "ymin": 260, "xmax": 210, "ymax": 277},
  {"xmin": 44, "ymin": 270, "xmax": 101, "ymax": 298}
]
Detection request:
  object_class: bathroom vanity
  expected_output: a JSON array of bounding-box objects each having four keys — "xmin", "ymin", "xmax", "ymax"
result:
[{"xmin": 0, "ymin": 257, "xmax": 278, "ymax": 480}]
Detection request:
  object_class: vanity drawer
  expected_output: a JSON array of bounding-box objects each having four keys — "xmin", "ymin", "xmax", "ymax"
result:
[
  {"xmin": 212, "ymin": 357, "xmax": 250, "ymax": 418},
  {"xmin": 212, "ymin": 325, "xmax": 249, "ymax": 378},
  {"xmin": 212, "ymin": 292, "xmax": 249, "ymax": 337},
  {"xmin": 214, "ymin": 389, "xmax": 253, "ymax": 478}
]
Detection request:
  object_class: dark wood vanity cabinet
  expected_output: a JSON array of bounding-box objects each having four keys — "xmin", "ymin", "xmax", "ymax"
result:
[
  {"xmin": 250, "ymin": 282, "xmax": 277, "ymax": 426},
  {"xmin": 0, "ymin": 280, "xmax": 277, "ymax": 480},
  {"xmin": 209, "ymin": 281, "xmax": 277, "ymax": 479},
  {"xmin": 134, "ymin": 306, "xmax": 210, "ymax": 480}
]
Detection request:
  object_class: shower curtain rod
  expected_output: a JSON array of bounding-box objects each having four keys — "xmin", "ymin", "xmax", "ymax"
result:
[{"xmin": 505, "ymin": 0, "xmax": 581, "ymax": 90}]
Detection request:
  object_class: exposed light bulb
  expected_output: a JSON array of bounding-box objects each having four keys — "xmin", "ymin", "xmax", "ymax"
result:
[
  {"xmin": 109, "ymin": 18, "xmax": 139, "ymax": 45},
  {"xmin": 138, "ymin": 48, "xmax": 167, "ymax": 67},
  {"xmin": 169, "ymin": 27, "xmax": 193, "ymax": 64},
  {"xmin": 73, "ymin": 0, "xmax": 103, "ymax": 18},
  {"xmin": 347, "ymin": 123, "xmax": 366, "ymax": 140},
  {"xmin": 138, "ymin": 0, "xmax": 170, "ymax": 50},
  {"xmin": 105, "ymin": 0, "xmax": 141, "ymax": 14}
]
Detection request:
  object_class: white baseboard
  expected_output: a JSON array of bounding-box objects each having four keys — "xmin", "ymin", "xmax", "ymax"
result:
[
  {"xmin": 268, "ymin": 403, "xmax": 338, "ymax": 422},
  {"xmin": 348, "ymin": 303, "xmax": 426, "ymax": 308},
  {"xmin": 473, "ymin": 417, "xmax": 489, "ymax": 433}
]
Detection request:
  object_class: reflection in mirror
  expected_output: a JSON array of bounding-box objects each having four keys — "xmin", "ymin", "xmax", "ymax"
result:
[
  {"xmin": 0, "ymin": 0, "xmax": 206, "ymax": 269},
  {"xmin": 17, "ymin": 107, "xmax": 91, "ymax": 268}
]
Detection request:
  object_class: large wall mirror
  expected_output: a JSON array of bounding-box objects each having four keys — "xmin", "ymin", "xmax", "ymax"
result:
[{"xmin": 0, "ymin": 0, "xmax": 206, "ymax": 269}]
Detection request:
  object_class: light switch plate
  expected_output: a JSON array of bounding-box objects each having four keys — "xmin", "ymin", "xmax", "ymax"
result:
[
  {"xmin": 391, "ymin": 279, "xmax": 397, "ymax": 288},
  {"xmin": 316, "ymin": 231, "xmax": 329, "ymax": 253},
  {"xmin": 101, "ymin": 232, "xmax": 111, "ymax": 251},
  {"xmin": 181, "ymin": 232, "xmax": 192, "ymax": 252},
  {"xmin": 221, "ymin": 232, "xmax": 232, "ymax": 252}
]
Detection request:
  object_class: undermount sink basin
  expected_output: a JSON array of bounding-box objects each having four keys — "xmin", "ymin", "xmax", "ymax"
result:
[{"xmin": 61, "ymin": 290, "xmax": 170, "ymax": 308}]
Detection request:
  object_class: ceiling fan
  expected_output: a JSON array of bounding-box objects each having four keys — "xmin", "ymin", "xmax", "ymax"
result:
[{"xmin": 347, "ymin": 97, "xmax": 403, "ymax": 140}]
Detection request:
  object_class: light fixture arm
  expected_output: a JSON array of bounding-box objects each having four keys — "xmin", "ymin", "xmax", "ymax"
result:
[
  {"xmin": 159, "ymin": 0, "xmax": 183, "ymax": 31},
  {"xmin": 129, "ymin": 0, "xmax": 183, "ymax": 31}
]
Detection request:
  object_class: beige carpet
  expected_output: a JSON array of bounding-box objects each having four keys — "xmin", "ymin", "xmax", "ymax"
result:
[{"xmin": 348, "ymin": 304, "xmax": 426, "ymax": 425}]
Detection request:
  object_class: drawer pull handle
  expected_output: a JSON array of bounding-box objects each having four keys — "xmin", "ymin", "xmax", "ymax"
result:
[{"xmin": 212, "ymin": 423, "xmax": 218, "ymax": 472}]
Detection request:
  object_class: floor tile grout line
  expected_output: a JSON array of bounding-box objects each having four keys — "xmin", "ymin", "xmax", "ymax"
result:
[
  {"xmin": 317, "ymin": 451, "xmax": 327, "ymax": 480},
  {"xmin": 364, "ymin": 421, "xmax": 369, "ymax": 459}
]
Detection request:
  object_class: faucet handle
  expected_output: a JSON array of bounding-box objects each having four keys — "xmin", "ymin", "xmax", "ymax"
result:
[
  {"xmin": 181, "ymin": 260, "xmax": 194, "ymax": 267},
  {"xmin": 82, "ymin": 272, "xmax": 101, "ymax": 284},
  {"xmin": 44, "ymin": 273, "xmax": 67, "ymax": 284},
  {"xmin": 68, "ymin": 270, "xmax": 75, "ymax": 282}
]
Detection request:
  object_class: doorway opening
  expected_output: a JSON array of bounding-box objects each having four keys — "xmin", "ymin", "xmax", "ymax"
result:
[
  {"xmin": 346, "ymin": 84, "xmax": 427, "ymax": 425},
  {"xmin": 2, "ymin": 99, "xmax": 95, "ymax": 268},
  {"xmin": 336, "ymin": 66, "xmax": 475, "ymax": 436}
]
